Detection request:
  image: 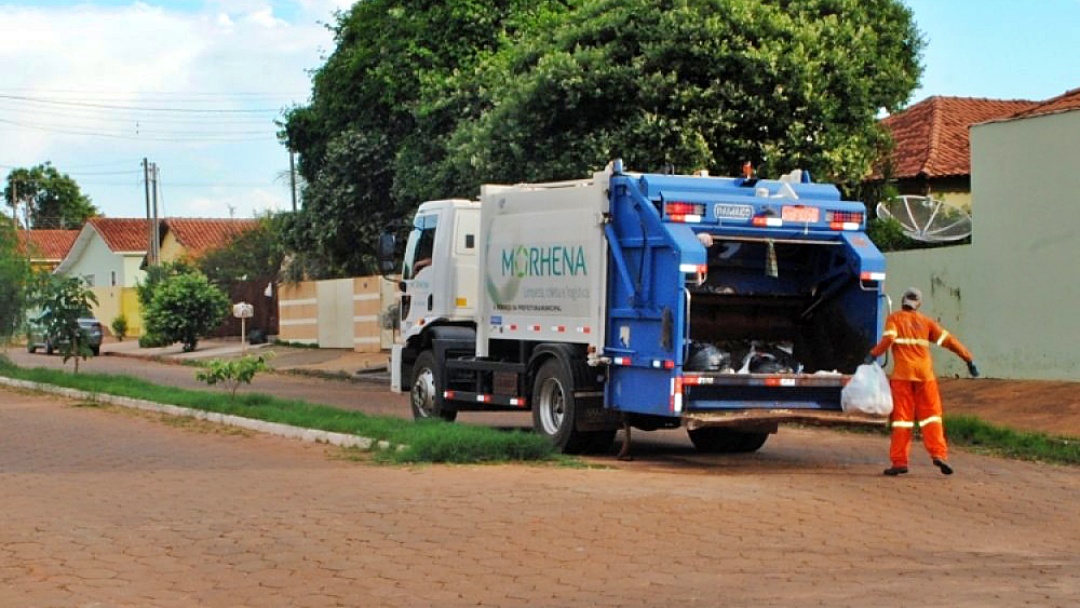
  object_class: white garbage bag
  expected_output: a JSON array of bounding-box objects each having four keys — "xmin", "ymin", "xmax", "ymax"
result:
[{"xmin": 841, "ymin": 363, "xmax": 893, "ymax": 416}]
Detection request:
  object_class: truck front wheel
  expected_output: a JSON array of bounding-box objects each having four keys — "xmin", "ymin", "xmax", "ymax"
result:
[
  {"xmin": 532, "ymin": 358, "xmax": 606, "ymax": 454},
  {"xmin": 687, "ymin": 427, "xmax": 769, "ymax": 453},
  {"xmin": 410, "ymin": 350, "xmax": 457, "ymax": 422}
]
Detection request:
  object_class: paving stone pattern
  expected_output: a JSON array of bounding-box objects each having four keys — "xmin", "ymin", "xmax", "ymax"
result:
[{"xmin": 1, "ymin": 389, "xmax": 1077, "ymax": 607}]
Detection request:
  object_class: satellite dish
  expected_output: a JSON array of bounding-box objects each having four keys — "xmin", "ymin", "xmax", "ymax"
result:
[{"xmin": 876, "ymin": 195, "xmax": 972, "ymax": 242}]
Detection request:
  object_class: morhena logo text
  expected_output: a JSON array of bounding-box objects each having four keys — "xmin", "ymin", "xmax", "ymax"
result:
[{"xmin": 502, "ymin": 245, "xmax": 587, "ymax": 278}]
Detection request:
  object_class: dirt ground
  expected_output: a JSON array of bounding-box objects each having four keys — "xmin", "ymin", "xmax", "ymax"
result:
[{"xmin": 939, "ymin": 377, "xmax": 1080, "ymax": 437}]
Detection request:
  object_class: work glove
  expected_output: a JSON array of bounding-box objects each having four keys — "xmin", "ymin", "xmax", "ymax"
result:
[
  {"xmin": 967, "ymin": 361, "xmax": 980, "ymax": 378},
  {"xmin": 864, "ymin": 354, "xmax": 876, "ymax": 365}
]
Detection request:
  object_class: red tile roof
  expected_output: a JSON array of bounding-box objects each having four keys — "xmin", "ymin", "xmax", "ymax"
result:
[
  {"xmin": 88, "ymin": 217, "xmax": 154, "ymax": 253},
  {"xmin": 1000, "ymin": 87, "xmax": 1080, "ymax": 121},
  {"xmin": 878, "ymin": 96, "xmax": 1039, "ymax": 179},
  {"xmin": 17, "ymin": 230, "xmax": 79, "ymax": 261},
  {"xmin": 162, "ymin": 218, "xmax": 260, "ymax": 259}
]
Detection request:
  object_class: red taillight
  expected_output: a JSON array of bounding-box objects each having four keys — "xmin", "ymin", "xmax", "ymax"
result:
[
  {"xmin": 826, "ymin": 210, "xmax": 864, "ymax": 224},
  {"xmin": 665, "ymin": 202, "xmax": 706, "ymax": 219}
]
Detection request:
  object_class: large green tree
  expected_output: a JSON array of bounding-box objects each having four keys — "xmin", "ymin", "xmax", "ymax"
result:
[
  {"xmin": 3, "ymin": 163, "xmax": 99, "ymax": 229},
  {"xmin": 283, "ymin": 0, "xmax": 922, "ymax": 276},
  {"xmin": 283, "ymin": 0, "xmax": 567, "ymax": 277},
  {"xmin": 437, "ymin": 0, "xmax": 922, "ymax": 188}
]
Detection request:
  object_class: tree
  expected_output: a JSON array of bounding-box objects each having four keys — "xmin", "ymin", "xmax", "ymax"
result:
[
  {"xmin": 0, "ymin": 221, "xmax": 32, "ymax": 341},
  {"xmin": 197, "ymin": 215, "xmax": 286, "ymax": 286},
  {"xmin": 283, "ymin": 0, "xmax": 922, "ymax": 276},
  {"xmin": 4, "ymin": 163, "xmax": 99, "ymax": 229},
  {"xmin": 143, "ymin": 270, "xmax": 229, "ymax": 352},
  {"xmin": 282, "ymin": 0, "xmax": 564, "ymax": 277},
  {"xmin": 435, "ymin": 0, "xmax": 922, "ymax": 190},
  {"xmin": 31, "ymin": 275, "xmax": 99, "ymax": 373}
]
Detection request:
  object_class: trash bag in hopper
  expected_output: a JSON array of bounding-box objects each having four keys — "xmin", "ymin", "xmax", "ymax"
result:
[{"xmin": 841, "ymin": 363, "xmax": 893, "ymax": 416}]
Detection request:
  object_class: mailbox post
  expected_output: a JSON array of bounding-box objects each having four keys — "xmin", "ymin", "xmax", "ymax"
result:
[{"xmin": 233, "ymin": 302, "xmax": 254, "ymax": 352}]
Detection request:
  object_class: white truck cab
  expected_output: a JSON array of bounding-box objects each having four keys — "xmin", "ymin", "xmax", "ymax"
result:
[{"xmin": 397, "ymin": 199, "xmax": 481, "ymax": 340}]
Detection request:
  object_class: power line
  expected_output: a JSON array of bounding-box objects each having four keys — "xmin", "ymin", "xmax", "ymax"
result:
[
  {"xmin": 0, "ymin": 117, "xmax": 278, "ymax": 142},
  {"xmin": 0, "ymin": 93, "xmax": 284, "ymax": 114}
]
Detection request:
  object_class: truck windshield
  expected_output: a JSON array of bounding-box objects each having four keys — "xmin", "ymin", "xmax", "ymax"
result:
[{"xmin": 403, "ymin": 213, "xmax": 438, "ymax": 280}]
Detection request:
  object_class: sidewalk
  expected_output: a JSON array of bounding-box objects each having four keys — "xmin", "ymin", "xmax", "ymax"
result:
[{"xmin": 102, "ymin": 337, "xmax": 390, "ymax": 380}]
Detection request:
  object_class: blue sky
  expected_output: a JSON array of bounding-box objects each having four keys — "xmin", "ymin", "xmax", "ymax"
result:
[
  {"xmin": 2, "ymin": 0, "xmax": 1079, "ymax": 221},
  {"xmin": 906, "ymin": 0, "xmax": 1080, "ymax": 101}
]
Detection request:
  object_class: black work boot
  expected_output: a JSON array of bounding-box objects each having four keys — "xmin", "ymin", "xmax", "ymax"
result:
[
  {"xmin": 933, "ymin": 458, "xmax": 954, "ymax": 475},
  {"xmin": 883, "ymin": 466, "xmax": 909, "ymax": 476}
]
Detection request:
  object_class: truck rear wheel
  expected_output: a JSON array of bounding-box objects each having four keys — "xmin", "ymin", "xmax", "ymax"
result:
[
  {"xmin": 687, "ymin": 427, "xmax": 769, "ymax": 454},
  {"xmin": 410, "ymin": 350, "xmax": 457, "ymax": 422},
  {"xmin": 532, "ymin": 358, "xmax": 605, "ymax": 454}
]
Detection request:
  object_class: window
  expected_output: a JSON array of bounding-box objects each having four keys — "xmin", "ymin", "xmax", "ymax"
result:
[
  {"xmin": 110, "ymin": 271, "xmax": 118, "ymax": 287},
  {"xmin": 402, "ymin": 213, "xmax": 438, "ymax": 280}
]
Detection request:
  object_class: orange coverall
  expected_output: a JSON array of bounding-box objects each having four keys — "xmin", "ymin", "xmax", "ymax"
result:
[{"xmin": 870, "ymin": 309, "xmax": 974, "ymax": 468}]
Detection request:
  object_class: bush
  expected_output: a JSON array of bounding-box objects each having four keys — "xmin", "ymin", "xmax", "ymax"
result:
[
  {"xmin": 195, "ymin": 354, "xmax": 271, "ymax": 398},
  {"xmin": 143, "ymin": 271, "xmax": 229, "ymax": 352},
  {"xmin": 111, "ymin": 314, "xmax": 128, "ymax": 341}
]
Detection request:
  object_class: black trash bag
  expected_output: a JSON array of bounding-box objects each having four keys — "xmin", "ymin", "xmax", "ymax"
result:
[{"xmin": 685, "ymin": 341, "xmax": 731, "ymax": 372}]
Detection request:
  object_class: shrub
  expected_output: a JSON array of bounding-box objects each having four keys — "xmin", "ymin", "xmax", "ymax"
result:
[
  {"xmin": 195, "ymin": 354, "xmax": 271, "ymax": 397},
  {"xmin": 111, "ymin": 314, "xmax": 128, "ymax": 341}
]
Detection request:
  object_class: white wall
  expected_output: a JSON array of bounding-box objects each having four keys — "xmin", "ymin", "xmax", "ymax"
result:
[
  {"xmin": 884, "ymin": 110, "xmax": 1080, "ymax": 380},
  {"xmin": 970, "ymin": 110, "xmax": 1080, "ymax": 380},
  {"xmin": 64, "ymin": 235, "xmax": 123, "ymax": 289}
]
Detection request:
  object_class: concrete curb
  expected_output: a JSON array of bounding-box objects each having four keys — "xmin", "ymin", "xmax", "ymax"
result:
[{"xmin": 0, "ymin": 375, "xmax": 390, "ymax": 451}]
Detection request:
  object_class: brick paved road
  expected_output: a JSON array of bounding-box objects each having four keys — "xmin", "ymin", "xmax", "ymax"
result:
[{"xmin": 2, "ymin": 388, "xmax": 1077, "ymax": 607}]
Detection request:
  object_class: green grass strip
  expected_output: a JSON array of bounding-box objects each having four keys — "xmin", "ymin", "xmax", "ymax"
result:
[
  {"xmin": 0, "ymin": 357, "xmax": 555, "ymax": 465},
  {"xmin": 945, "ymin": 415, "xmax": 1079, "ymax": 466}
]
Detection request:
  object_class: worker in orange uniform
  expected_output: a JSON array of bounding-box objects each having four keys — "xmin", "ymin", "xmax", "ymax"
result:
[{"xmin": 867, "ymin": 287, "xmax": 979, "ymax": 476}]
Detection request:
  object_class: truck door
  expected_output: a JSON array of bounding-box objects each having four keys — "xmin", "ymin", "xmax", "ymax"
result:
[{"xmin": 400, "ymin": 212, "xmax": 439, "ymax": 336}]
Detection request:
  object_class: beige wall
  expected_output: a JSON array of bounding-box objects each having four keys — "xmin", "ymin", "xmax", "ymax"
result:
[
  {"xmin": 885, "ymin": 110, "xmax": 1080, "ymax": 380},
  {"xmin": 278, "ymin": 282, "xmax": 317, "ymax": 345},
  {"xmin": 277, "ymin": 277, "xmax": 395, "ymax": 352}
]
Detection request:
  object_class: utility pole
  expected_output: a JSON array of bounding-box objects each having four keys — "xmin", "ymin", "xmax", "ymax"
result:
[
  {"xmin": 151, "ymin": 163, "xmax": 161, "ymax": 266},
  {"xmin": 143, "ymin": 158, "xmax": 153, "ymax": 265}
]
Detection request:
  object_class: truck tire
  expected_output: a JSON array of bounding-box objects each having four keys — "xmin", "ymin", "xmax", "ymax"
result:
[
  {"xmin": 687, "ymin": 427, "xmax": 769, "ymax": 454},
  {"xmin": 532, "ymin": 358, "xmax": 603, "ymax": 454},
  {"xmin": 410, "ymin": 350, "xmax": 457, "ymax": 422}
]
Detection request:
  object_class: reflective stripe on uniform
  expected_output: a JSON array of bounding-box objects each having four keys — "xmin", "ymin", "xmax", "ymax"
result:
[
  {"xmin": 891, "ymin": 420, "xmax": 915, "ymax": 428},
  {"xmin": 918, "ymin": 415, "xmax": 943, "ymax": 427},
  {"xmin": 936, "ymin": 330, "xmax": 950, "ymax": 346},
  {"xmin": 883, "ymin": 329, "xmax": 898, "ymax": 337},
  {"xmin": 894, "ymin": 338, "xmax": 931, "ymax": 346}
]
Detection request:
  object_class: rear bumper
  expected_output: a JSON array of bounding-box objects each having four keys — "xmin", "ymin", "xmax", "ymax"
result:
[{"xmin": 683, "ymin": 409, "xmax": 887, "ymax": 430}]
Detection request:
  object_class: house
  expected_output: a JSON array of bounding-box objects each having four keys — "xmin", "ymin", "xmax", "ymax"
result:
[
  {"xmin": 873, "ymin": 96, "xmax": 1039, "ymax": 208},
  {"xmin": 54, "ymin": 217, "xmax": 155, "ymax": 335},
  {"xmin": 883, "ymin": 87, "xmax": 1080, "ymax": 380},
  {"xmin": 17, "ymin": 229, "xmax": 79, "ymax": 272},
  {"xmin": 156, "ymin": 218, "xmax": 260, "ymax": 265}
]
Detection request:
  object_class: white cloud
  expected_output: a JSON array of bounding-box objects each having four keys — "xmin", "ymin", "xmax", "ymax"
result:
[{"xmin": 0, "ymin": 1, "xmax": 336, "ymax": 219}]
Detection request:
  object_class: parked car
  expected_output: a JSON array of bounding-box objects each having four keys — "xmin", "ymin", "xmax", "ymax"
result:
[{"xmin": 26, "ymin": 316, "xmax": 103, "ymax": 356}]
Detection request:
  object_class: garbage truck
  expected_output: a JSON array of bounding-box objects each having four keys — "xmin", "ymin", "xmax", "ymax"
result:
[{"xmin": 379, "ymin": 160, "xmax": 887, "ymax": 454}]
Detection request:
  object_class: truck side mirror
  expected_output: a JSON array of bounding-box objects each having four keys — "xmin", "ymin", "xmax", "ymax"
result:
[{"xmin": 376, "ymin": 232, "xmax": 396, "ymax": 275}]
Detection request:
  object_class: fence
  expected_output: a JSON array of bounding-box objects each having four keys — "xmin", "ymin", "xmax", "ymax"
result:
[{"xmin": 277, "ymin": 276, "xmax": 396, "ymax": 352}]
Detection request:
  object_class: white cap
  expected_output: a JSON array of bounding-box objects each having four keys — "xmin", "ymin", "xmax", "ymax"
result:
[{"xmin": 902, "ymin": 287, "xmax": 922, "ymax": 308}]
